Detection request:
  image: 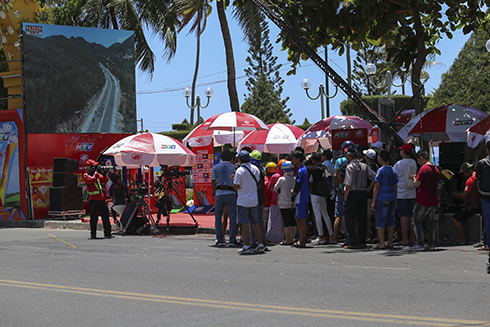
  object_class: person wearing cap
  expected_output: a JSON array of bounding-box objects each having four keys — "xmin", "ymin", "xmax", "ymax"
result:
[
  {"xmin": 274, "ymin": 161, "xmax": 296, "ymax": 245},
  {"xmin": 371, "ymin": 141, "xmax": 383, "ymax": 150},
  {"xmin": 475, "ymin": 141, "xmax": 490, "ymax": 255},
  {"xmin": 233, "ymin": 150, "xmax": 265, "ymax": 254},
  {"xmin": 248, "ymin": 150, "xmax": 268, "ymax": 250},
  {"xmin": 363, "ymin": 148, "xmax": 379, "ymax": 242},
  {"xmin": 343, "ymin": 145, "xmax": 376, "ymax": 249},
  {"xmin": 211, "ymin": 149, "xmax": 238, "ymax": 247},
  {"xmin": 409, "ymin": 150, "xmax": 440, "ymax": 251},
  {"xmin": 332, "ymin": 140, "xmax": 354, "ymax": 244},
  {"xmin": 290, "ymin": 149, "xmax": 309, "ymax": 247},
  {"xmin": 393, "ymin": 143, "xmax": 417, "ymax": 246},
  {"xmin": 451, "ymin": 162, "xmax": 481, "ymax": 245},
  {"xmin": 83, "ymin": 159, "xmax": 112, "ymax": 239},
  {"xmin": 265, "ymin": 161, "xmax": 284, "ymax": 243}
]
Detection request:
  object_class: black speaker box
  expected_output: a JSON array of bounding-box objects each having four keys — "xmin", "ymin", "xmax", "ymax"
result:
[
  {"xmin": 53, "ymin": 158, "xmax": 79, "ymax": 173},
  {"xmin": 50, "ymin": 187, "xmax": 83, "ymax": 211},
  {"xmin": 53, "ymin": 172, "xmax": 78, "ymax": 187},
  {"xmin": 438, "ymin": 142, "xmax": 475, "ymax": 174}
]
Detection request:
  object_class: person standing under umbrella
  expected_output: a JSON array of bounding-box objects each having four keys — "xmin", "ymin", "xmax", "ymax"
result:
[
  {"xmin": 83, "ymin": 159, "xmax": 112, "ymax": 239},
  {"xmin": 234, "ymin": 150, "xmax": 265, "ymax": 254},
  {"xmin": 290, "ymin": 150, "xmax": 309, "ymax": 248},
  {"xmin": 211, "ymin": 149, "xmax": 238, "ymax": 247}
]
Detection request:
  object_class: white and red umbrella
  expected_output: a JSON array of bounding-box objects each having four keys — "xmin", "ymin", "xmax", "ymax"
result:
[
  {"xmin": 466, "ymin": 115, "xmax": 490, "ymax": 148},
  {"xmin": 202, "ymin": 112, "xmax": 268, "ymax": 131},
  {"xmin": 182, "ymin": 114, "xmax": 250, "ymax": 147},
  {"xmin": 237, "ymin": 123, "xmax": 305, "ymax": 154},
  {"xmin": 398, "ymin": 104, "xmax": 488, "ymax": 143},
  {"xmin": 297, "ymin": 115, "xmax": 373, "ymax": 150},
  {"xmin": 103, "ymin": 133, "xmax": 196, "ymax": 167}
]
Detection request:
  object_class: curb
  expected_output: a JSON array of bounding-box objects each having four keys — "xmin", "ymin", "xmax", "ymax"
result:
[{"xmin": 0, "ymin": 219, "xmax": 216, "ymax": 235}]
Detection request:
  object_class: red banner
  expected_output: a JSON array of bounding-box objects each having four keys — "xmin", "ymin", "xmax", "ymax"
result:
[
  {"xmin": 191, "ymin": 144, "xmax": 215, "ymax": 206},
  {"xmin": 331, "ymin": 128, "xmax": 368, "ymax": 151}
]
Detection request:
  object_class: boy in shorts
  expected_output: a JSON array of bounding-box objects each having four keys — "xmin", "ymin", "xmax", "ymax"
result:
[{"xmin": 372, "ymin": 150, "xmax": 398, "ymax": 249}]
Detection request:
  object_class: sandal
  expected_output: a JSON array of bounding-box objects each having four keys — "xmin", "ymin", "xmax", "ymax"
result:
[
  {"xmin": 292, "ymin": 242, "xmax": 306, "ymax": 248},
  {"xmin": 477, "ymin": 245, "xmax": 489, "ymax": 251},
  {"xmin": 394, "ymin": 241, "xmax": 409, "ymax": 247},
  {"xmin": 372, "ymin": 244, "xmax": 386, "ymax": 250}
]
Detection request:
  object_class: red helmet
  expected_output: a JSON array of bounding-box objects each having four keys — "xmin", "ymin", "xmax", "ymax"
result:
[{"xmin": 86, "ymin": 159, "xmax": 99, "ymax": 166}]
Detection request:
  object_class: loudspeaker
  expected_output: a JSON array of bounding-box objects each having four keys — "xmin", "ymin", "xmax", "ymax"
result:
[
  {"xmin": 50, "ymin": 186, "xmax": 83, "ymax": 211},
  {"xmin": 438, "ymin": 142, "xmax": 475, "ymax": 174},
  {"xmin": 437, "ymin": 213, "xmax": 482, "ymax": 244},
  {"xmin": 53, "ymin": 158, "xmax": 79, "ymax": 173},
  {"xmin": 53, "ymin": 172, "xmax": 78, "ymax": 187}
]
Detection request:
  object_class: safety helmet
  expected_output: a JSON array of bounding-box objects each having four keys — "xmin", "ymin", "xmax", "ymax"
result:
[
  {"xmin": 250, "ymin": 150, "xmax": 262, "ymax": 160},
  {"xmin": 341, "ymin": 140, "xmax": 355, "ymax": 153},
  {"xmin": 278, "ymin": 159, "xmax": 287, "ymax": 169},
  {"xmin": 281, "ymin": 161, "xmax": 294, "ymax": 172},
  {"xmin": 266, "ymin": 162, "xmax": 277, "ymax": 173}
]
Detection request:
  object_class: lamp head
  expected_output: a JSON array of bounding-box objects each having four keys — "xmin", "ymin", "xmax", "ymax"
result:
[
  {"xmin": 301, "ymin": 79, "xmax": 311, "ymax": 90},
  {"xmin": 364, "ymin": 63, "xmax": 377, "ymax": 76},
  {"xmin": 183, "ymin": 87, "xmax": 191, "ymax": 98},
  {"xmin": 205, "ymin": 87, "xmax": 213, "ymax": 98}
]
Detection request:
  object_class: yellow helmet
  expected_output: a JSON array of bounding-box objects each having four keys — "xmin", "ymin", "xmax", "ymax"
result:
[{"xmin": 266, "ymin": 162, "xmax": 277, "ymax": 173}]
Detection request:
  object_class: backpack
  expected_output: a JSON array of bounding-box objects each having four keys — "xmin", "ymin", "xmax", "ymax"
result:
[{"xmin": 317, "ymin": 167, "xmax": 334, "ymax": 197}]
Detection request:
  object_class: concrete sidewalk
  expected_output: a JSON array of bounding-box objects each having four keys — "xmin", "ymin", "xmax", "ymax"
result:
[{"xmin": 0, "ymin": 212, "xmax": 217, "ymax": 235}]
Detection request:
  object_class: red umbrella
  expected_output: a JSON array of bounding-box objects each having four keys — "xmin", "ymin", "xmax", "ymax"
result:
[
  {"xmin": 182, "ymin": 114, "xmax": 250, "ymax": 147},
  {"xmin": 297, "ymin": 115, "xmax": 373, "ymax": 149},
  {"xmin": 398, "ymin": 104, "xmax": 488, "ymax": 142},
  {"xmin": 466, "ymin": 115, "xmax": 490, "ymax": 148},
  {"xmin": 237, "ymin": 123, "xmax": 305, "ymax": 154},
  {"xmin": 202, "ymin": 112, "xmax": 268, "ymax": 131}
]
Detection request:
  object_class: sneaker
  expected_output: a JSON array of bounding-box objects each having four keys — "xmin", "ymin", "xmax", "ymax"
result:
[
  {"xmin": 228, "ymin": 240, "xmax": 240, "ymax": 247},
  {"xmin": 104, "ymin": 235, "xmax": 114, "ymax": 239},
  {"xmin": 424, "ymin": 244, "xmax": 436, "ymax": 251},
  {"xmin": 237, "ymin": 247, "xmax": 251, "ymax": 255},
  {"xmin": 409, "ymin": 244, "xmax": 426, "ymax": 251},
  {"xmin": 313, "ymin": 239, "xmax": 327, "ymax": 245},
  {"xmin": 255, "ymin": 244, "xmax": 265, "ymax": 254},
  {"xmin": 217, "ymin": 242, "xmax": 226, "ymax": 247}
]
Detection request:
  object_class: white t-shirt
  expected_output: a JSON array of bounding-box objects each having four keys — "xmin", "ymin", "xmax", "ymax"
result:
[
  {"xmin": 234, "ymin": 163, "xmax": 260, "ymax": 207},
  {"xmin": 274, "ymin": 173, "xmax": 295, "ymax": 209},
  {"xmin": 394, "ymin": 158, "xmax": 417, "ymax": 199}
]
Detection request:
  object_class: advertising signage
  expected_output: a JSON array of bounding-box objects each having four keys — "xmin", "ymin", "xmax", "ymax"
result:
[{"xmin": 22, "ymin": 23, "xmax": 136, "ymax": 134}]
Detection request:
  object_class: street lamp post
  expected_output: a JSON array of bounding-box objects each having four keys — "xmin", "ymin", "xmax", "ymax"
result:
[
  {"xmin": 183, "ymin": 87, "xmax": 213, "ymax": 125},
  {"xmin": 301, "ymin": 79, "xmax": 338, "ymax": 120},
  {"xmin": 364, "ymin": 63, "xmax": 407, "ymax": 100}
]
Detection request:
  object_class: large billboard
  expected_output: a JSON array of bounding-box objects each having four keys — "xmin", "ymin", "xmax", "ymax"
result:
[{"xmin": 22, "ymin": 23, "xmax": 136, "ymax": 134}]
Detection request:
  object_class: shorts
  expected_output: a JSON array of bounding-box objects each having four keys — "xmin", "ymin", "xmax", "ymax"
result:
[
  {"xmin": 375, "ymin": 200, "xmax": 396, "ymax": 229},
  {"xmin": 453, "ymin": 206, "xmax": 482, "ymax": 222},
  {"xmin": 237, "ymin": 205, "xmax": 259, "ymax": 225},
  {"xmin": 397, "ymin": 198, "xmax": 416, "ymax": 217},
  {"xmin": 295, "ymin": 203, "xmax": 308, "ymax": 219},
  {"xmin": 334, "ymin": 194, "xmax": 345, "ymax": 218}
]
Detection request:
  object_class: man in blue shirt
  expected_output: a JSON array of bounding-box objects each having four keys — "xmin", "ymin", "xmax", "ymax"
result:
[
  {"xmin": 290, "ymin": 150, "xmax": 309, "ymax": 247},
  {"xmin": 211, "ymin": 149, "xmax": 237, "ymax": 247}
]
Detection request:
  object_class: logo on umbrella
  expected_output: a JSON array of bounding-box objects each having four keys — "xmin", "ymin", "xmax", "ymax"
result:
[
  {"xmin": 273, "ymin": 135, "xmax": 290, "ymax": 140},
  {"xmin": 161, "ymin": 145, "xmax": 176, "ymax": 149},
  {"xmin": 131, "ymin": 154, "xmax": 143, "ymax": 161},
  {"xmin": 454, "ymin": 120, "xmax": 473, "ymax": 126}
]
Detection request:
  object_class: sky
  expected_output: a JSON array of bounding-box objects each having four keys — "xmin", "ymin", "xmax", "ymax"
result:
[{"xmin": 135, "ymin": 10, "xmax": 473, "ymax": 134}]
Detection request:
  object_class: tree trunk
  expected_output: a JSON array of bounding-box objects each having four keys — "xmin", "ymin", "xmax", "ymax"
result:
[
  {"xmin": 410, "ymin": 3, "xmax": 428, "ymax": 150},
  {"xmin": 216, "ymin": 0, "xmax": 240, "ymax": 112},
  {"xmin": 190, "ymin": 21, "xmax": 202, "ymax": 125}
]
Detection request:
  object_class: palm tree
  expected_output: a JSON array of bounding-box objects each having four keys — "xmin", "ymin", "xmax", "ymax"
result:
[
  {"xmin": 177, "ymin": 0, "xmax": 212, "ymax": 124},
  {"xmin": 45, "ymin": 0, "xmax": 181, "ymax": 76}
]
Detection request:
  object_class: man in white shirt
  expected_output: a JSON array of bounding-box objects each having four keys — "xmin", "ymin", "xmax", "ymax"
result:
[
  {"xmin": 393, "ymin": 143, "xmax": 417, "ymax": 246},
  {"xmin": 234, "ymin": 150, "xmax": 265, "ymax": 254}
]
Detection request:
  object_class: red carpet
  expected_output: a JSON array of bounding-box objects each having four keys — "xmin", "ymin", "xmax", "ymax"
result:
[{"xmin": 86, "ymin": 212, "xmax": 215, "ymax": 229}]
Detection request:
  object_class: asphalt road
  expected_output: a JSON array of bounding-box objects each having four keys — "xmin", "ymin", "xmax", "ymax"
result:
[{"xmin": 1, "ymin": 228, "xmax": 489, "ymax": 327}]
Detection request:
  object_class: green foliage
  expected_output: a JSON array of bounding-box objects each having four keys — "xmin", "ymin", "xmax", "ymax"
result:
[
  {"xmin": 296, "ymin": 118, "xmax": 311, "ymax": 131},
  {"xmin": 340, "ymin": 95, "xmax": 432, "ymax": 122},
  {"xmin": 427, "ymin": 24, "xmax": 490, "ymax": 113},
  {"xmin": 172, "ymin": 119, "xmax": 192, "ymax": 131},
  {"xmin": 241, "ymin": 14, "xmax": 292, "ymax": 124}
]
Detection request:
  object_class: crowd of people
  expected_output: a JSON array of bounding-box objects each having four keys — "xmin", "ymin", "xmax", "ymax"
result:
[{"xmin": 210, "ymin": 140, "xmax": 490, "ymax": 259}]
